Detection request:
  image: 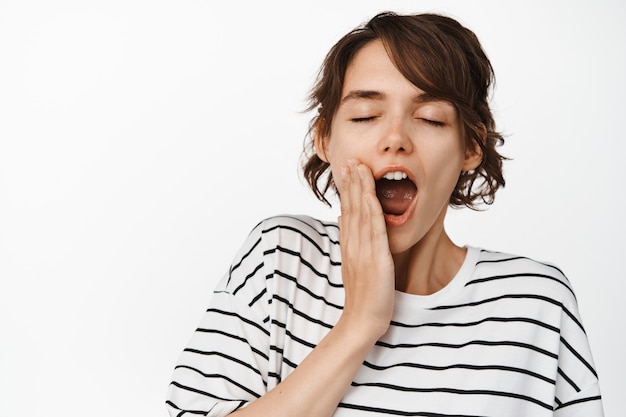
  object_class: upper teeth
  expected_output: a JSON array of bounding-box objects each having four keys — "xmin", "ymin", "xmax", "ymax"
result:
[{"xmin": 383, "ymin": 171, "xmax": 408, "ymax": 180}]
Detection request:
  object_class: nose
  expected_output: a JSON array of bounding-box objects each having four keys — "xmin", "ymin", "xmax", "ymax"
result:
[{"xmin": 379, "ymin": 118, "xmax": 413, "ymax": 154}]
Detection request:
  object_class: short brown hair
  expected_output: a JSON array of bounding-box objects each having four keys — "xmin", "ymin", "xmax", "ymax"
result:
[{"xmin": 302, "ymin": 12, "xmax": 506, "ymax": 209}]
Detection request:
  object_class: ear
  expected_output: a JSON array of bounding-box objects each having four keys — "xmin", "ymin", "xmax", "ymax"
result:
[
  {"xmin": 462, "ymin": 140, "xmax": 483, "ymax": 172},
  {"xmin": 314, "ymin": 127, "xmax": 330, "ymax": 163}
]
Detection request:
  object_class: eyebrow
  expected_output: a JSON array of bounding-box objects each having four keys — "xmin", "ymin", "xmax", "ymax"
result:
[
  {"xmin": 340, "ymin": 90, "xmax": 385, "ymax": 103},
  {"xmin": 340, "ymin": 90, "xmax": 447, "ymax": 105}
]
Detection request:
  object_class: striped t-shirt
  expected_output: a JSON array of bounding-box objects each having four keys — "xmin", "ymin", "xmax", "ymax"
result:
[{"xmin": 167, "ymin": 214, "xmax": 603, "ymax": 416}]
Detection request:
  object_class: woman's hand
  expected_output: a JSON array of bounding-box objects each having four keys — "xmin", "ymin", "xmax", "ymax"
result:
[
  {"xmin": 337, "ymin": 159, "xmax": 396, "ymax": 341},
  {"xmin": 229, "ymin": 160, "xmax": 396, "ymax": 417}
]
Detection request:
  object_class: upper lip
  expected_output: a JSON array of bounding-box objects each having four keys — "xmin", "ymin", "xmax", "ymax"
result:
[{"xmin": 374, "ymin": 166, "xmax": 417, "ymax": 185}]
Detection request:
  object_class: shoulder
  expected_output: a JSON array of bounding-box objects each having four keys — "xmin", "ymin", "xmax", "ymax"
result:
[
  {"xmin": 217, "ymin": 215, "xmax": 340, "ymax": 309},
  {"xmin": 228, "ymin": 214, "xmax": 341, "ymax": 282},
  {"xmin": 250, "ymin": 214, "xmax": 340, "ymax": 253},
  {"xmin": 254, "ymin": 214, "xmax": 339, "ymax": 239},
  {"xmin": 221, "ymin": 214, "xmax": 343, "ymax": 312},
  {"xmin": 470, "ymin": 248, "xmax": 578, "ymax": 306}
]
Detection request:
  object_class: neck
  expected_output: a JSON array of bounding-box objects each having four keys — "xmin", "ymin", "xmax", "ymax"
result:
[{"xmin": 392, "ymin": 212, "xmax": 466, "ymax": 296}]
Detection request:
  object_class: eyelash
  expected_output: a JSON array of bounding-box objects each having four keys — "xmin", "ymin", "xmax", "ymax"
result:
[
  {"xmin": 351, "ymin": 116, "xmax": 378, "ymax": 123},
  {"xmin": 350, "ymin": 116, "xmax": 444, "ymax": 127},
  {"xmin": 419, "ymin": 118, "xmax": 445, "ymax": 127}
]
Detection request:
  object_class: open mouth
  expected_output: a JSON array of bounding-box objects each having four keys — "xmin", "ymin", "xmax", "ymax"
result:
[{"xmin": 375, "ymin": 171, "xmax": 417, "ymax": 216}]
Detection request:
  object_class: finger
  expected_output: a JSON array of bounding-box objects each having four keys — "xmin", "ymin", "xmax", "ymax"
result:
[
  {"xmin": 338, "ymin": 163, "xmax": 358, "ymax": 252},
  {"xmin": 356, "ymin": 163, "xmax": 376, "ymax": 212},
  {"xmin": 357, "ymin": 166, "xmax": 388, "ymax": 245},
  {"xmin": 339, "ymin": 165, "xmax": 351, "ymax": 217},
  {"xmin": 364, "ymin": 192, "xmax": 388, "ymax": 242},
  {"xmin": 341, "ymin": 160, "xmax": 362, "ymax": 246},
  {"xmin": 347, "ymin": 159, "xmax": 363, "ymax": 221}
]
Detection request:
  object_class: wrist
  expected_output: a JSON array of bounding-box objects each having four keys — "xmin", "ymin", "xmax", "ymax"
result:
[{"xmin": 334, "ymin": 311, "xmax": 389, "ymax": 347}]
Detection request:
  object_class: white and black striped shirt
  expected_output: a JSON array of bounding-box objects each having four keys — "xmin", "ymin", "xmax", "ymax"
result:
[{"xmin": 167, "ymin": 215, "xmax": 603, "ymax": 416}]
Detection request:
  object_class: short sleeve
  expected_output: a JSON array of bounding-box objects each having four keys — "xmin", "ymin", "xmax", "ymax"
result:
[
  {"xmin": 553, "ymin": 294, "xmax": 604, "ymax": 416},
  {"xmin": 166, "ymin": 222, "xmax": 272, "ymax": 417},
  {"xmin": 554, "ymin": 383, "xmax": 603, "ymax": 417}
]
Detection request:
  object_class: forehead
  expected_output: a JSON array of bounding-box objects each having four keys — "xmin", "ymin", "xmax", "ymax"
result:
[
  {"xmin": 342, "ymin": 40, "xmax": 414, "ymax": 94},
  {"xmin": 340, "ymin": 40, "xmax": 455, "ymax": 111}
]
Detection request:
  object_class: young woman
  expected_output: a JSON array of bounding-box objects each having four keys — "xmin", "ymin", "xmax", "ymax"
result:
[{"xmin": 166, "ymin": 12, "xmax": 603, "ymax": 416}]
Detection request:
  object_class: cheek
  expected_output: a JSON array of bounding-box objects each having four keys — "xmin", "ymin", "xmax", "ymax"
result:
[
  {"xmin": 326, "ymin": 156, "xmax": 346, "ymax": 195},
  {"xmin": 326, "ymin": 139, "xmax": 355, "ymax": 176},
  {"xmin": 424, "ymin": 146, "xmax": 465, "ymax": 191}
]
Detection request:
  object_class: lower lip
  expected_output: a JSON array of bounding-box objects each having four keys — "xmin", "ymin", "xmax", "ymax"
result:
[{"xmin": 383, "ymin": 194, "xmax": 418, "ymax": 227}]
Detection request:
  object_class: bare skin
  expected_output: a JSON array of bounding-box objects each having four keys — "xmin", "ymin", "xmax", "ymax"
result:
[{"xmin": 229, "ymin": 40, "xmax": 481, "ymax": 417}]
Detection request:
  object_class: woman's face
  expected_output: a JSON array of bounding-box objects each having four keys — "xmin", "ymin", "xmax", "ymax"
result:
[{"xmin": 316, "ymin": 40, "xmax": 481, "ymax": 255}]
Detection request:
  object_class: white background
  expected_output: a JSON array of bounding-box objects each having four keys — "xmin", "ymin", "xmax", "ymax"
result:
[{"xmin": 1, "ymin": 1, "xmax": 624, "ymax": 416}]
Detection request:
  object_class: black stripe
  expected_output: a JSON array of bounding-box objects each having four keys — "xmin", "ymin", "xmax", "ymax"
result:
[
  {"xmin": 248, "ymin": 287, "xmax": 267, "ymax": 308},
  {"xmin": 174, "ymin": 365, "xmax": 261, "ymax": 398},
  {"xmin": 476, "ymin": 256, "xmax": 566, "ymax": 276},
  {"xmin": 232, "ymin": 262, "xmax": 264, "ymax": 295},
  {"xmin": 169, "ymin": 380, "xmax": 250, "ymax": 402},
  {"xmin": 555, "ymin": 395, "xmax": 602, "ymax": 410},
  {"xmin": 562, "ymin": 306, "xmax": 586, "ymax": 334},
  {"xmin": 538, "ymin": 262, "xmax": 566, "ymax": 277},
  {"xmin": 228, "ymin": 236, "xmax": 262, "ymax": 281},
  {"xmin": 194, "ymin": 328, "xmax": 269, "ymax": 361},
  {"xmin": 476, "ymin": 255, "xmax": 527, "ymax": 264},
  {"xmin": 375, "ymin": 339, "xmax": 558, "ymax": 359},
  {"xmin": 284, "ymin": 328, "xmax": 317, "ymax": 349},
  {"xmin": 268, "ymin": 329, "xmax": 319, "ymax": 367},
  {"xmin": 272, "ymin": 294, "xmax": 336, "ymax": 329},
  {"xmin": 214, "ymin": 288, "xmax": 267, "ymax": 311},
  {"xmin": 349, "ymin": 382, "xmax": 552, "ymax": 410},
  {"xmin": 268, "ymin": 371, "xmax": 282, "ymax": 384},
  {"xmin": 431, "ymin": 293, "xmax": 586, "ymax": 332},
  {"xmin": 265, "ymin": 246, "xmax": 342, "ymax": 287},
  {"xmin": 466, "ymin": 272, "xmax": 575, "ymax": 298},
  {"xmin": 560, "ymin": 336, "xmax": 598, "ymax": 377},
  {"xmin": 182, "ymin": 349, "xmax": 267, "ymax": 383},
  {"xmin": 431, "ymin": 293, "xmax": 562, "ymax": 311},
  {"xmin": 269, "ymin": 320, "xmax": 318, "ymax": 349},
  {"xmin": 557, "ymin": 367, "xmax": 580, "ymax": 392},
  {"xmin": 269, "ymin": 344, "xmax": 284, "ymax": 356},
  {"xmin": 204, "ymin": 308, "xmax": 270, "ymax": 337},
  {"xmin": 261, "ymin": 222, "xmax": 341, "ymax": 260},
  {"xmin": 165, "ymin": 400, "xmax": 207, "ymax": 416},
  {"xmin": 281, "ymin": 355, "xmax": 299, "ymax": 370},
  {"xmin": 363, "ymin": 360, "xmax": 555, "ymax": 385},
  {"xmin": 272, "ymin": 269, "xmax": 344, "ymax": 309},
  {"xmin": 262, "ymin": 215, "xmax": 340, "ymax": 244},
  {"xmin": 430, "ymin": 293, "xmax": 586, "ymax": 333},
  {"xmin": 390, "ymin": 316, "xmax": 558, "ymax": 333}
]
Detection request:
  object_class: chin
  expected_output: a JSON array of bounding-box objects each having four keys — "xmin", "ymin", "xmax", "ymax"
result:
[{"xmin": 387, "ymin": 228, "xmax": 425, "ymax": 255}]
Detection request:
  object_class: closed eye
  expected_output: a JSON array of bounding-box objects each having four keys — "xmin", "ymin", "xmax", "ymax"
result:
[
  {"xmin": 351, "ymin": 116, "xmax": 378, "ymax": 123},
  {"xmin": 419, "ymin": 118, "xmax": 445, "ymax": 127}
]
